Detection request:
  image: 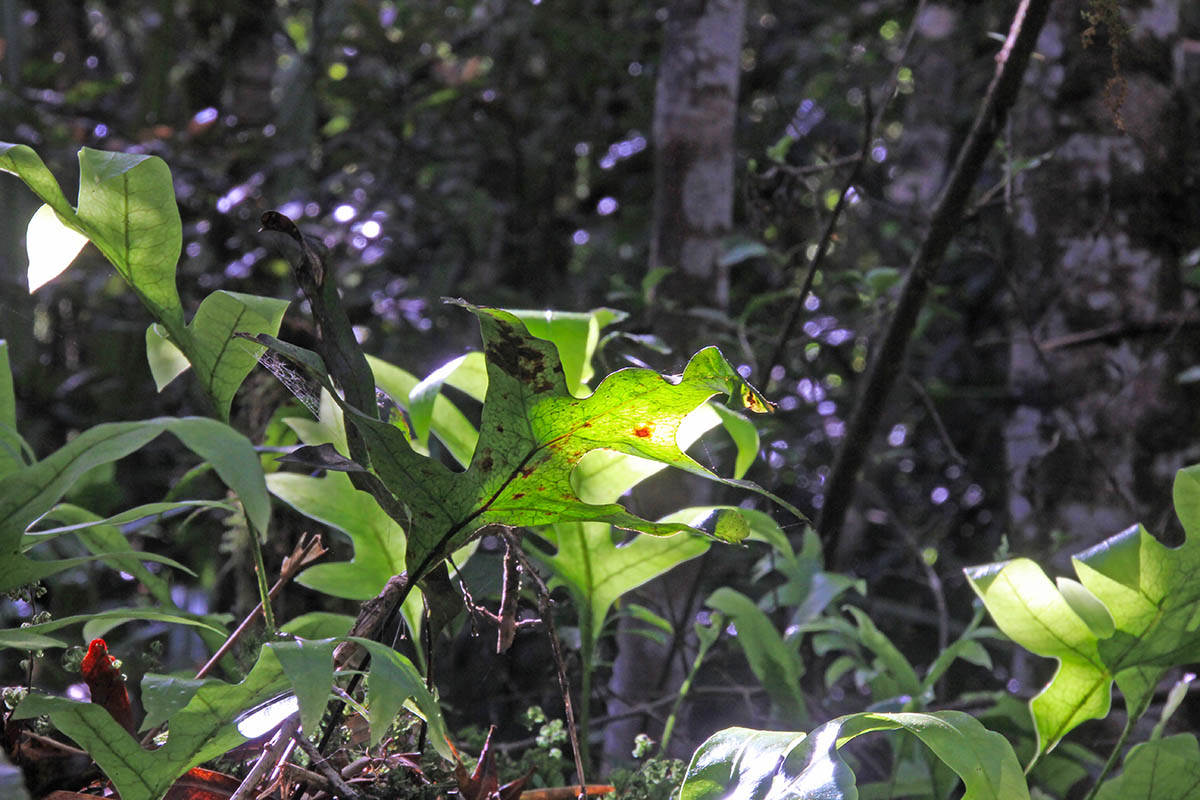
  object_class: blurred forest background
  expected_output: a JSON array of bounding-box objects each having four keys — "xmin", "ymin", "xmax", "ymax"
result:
[{"xmin": 2, "ymin": 0, "xmax": 1200, "ymax": 778}]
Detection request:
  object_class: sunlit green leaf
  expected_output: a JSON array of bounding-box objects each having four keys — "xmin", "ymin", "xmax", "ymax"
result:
[
  {"xmin": 269, "ymin": 638, "xmax": 336, "ymax": 735},
  {"xmin": 966, "ymin": 465, "xmax": 1200, "ymax": 755},
  {"xmin": 1, "ymin": 143, "xmax": 286, "ymax": 420},
  {"xmin": 681, "ymin": 711, "xmax": 1030, "ymax": 800},
  {"xmin": 530, "ymin": 516, "xmax": 709, "ymax": 654},
  {"xmin": 350, "ymin": 637, "xmax": 452, "ymax": 758},
  {"xmin": 268, "ymin": 471, "xmax": 405, "ymax": 601},
  {"xmin": 252, "ymin": 303, "xmax": 795, "ymax": 588},
  {"xmin": 26, "ymin": 203, "xmax": 88, "ymax": 292}
]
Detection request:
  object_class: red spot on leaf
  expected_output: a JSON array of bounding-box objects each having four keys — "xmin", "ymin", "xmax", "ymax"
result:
[{"xmin": 633, "ymin": 425, "xmax": 653, "ymax": 438}]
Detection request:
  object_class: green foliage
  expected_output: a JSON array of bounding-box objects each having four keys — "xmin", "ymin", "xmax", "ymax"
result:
[
  {"xmin": 965, "ymin": 465, "xmax": 1200, "ymax": 757},
  {"xmin": 680, "ymin": 712, "xmax": 1030, "ymax": 800},
  {"xmin": 15, "ymin": 637, "xmax": 445, "ymax": 800},
  {"xmin": 0, "ymin": 414, "xmax": 268, "ymax": 597},
  {"xmin": 534, "ymin": 517, "xmax": 707, "ymax": 660},
  {"xmin": 706, "ymin": 587, "xmax": 807, "ymax": 721},
  {"xmin": 0, "ymin": 610, "xmax": 225, "ymax": 650},
  {"xmin": 1, "ymin": 142, "xmax": 802, "ymax": 800},
  {"xmin": 14, "ymin": 133, "xmax": 1198, "ymax": 800},
  {"xmin": 610, "ymin": 755, "xmax": 687, "ymax": 800},
  {"xmin": 1094, "ymin": 735, "xmax": 1200, "ymax": 800},
  {"xmin": 0, "ymin": 142, "xmax": 288, "ymax": 421},
  {"xmin": 672, "ymin": 463, "xmax": 1200, "ymax": 798},
  {"xmin": 14, "ymin": 644, "xmax": 292, "ymax": 800}
]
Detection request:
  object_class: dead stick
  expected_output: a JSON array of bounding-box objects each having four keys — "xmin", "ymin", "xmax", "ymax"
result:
[
  {"xmin": 293, "ymin": 729, "xmax": 363, "ymax": 800},
  {"xmin": 507, "ymin": 536, "xmax": 588, "ymax": 799},
  {"xmin": 138, "ymin": 535, "xmax": 324, "ymax": 748},
  {"xmin": 196, "ymin": 534, "xmax": 326, "ymax": 680},
  {"xmin": 229, "ymin": 713, "xmax": 301, "ymax": 800},
  {"xmin": 20, "ymin": 729, "xmax": 88, "ymax": 757}
]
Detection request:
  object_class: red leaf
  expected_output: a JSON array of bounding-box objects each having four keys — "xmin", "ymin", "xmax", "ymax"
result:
[
  {"xmin": 80, "ymin": 638, "xmax": 134, "ymax": 734},
  {"xmin": 163, "ymin": 767, "xmax": 241, "ymax": 800}
]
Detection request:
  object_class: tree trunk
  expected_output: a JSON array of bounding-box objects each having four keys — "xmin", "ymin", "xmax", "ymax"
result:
[
  {"xmin": 1003, "ymin": 3, "xmax": 1200, "ymax": 550},
  {"xmin": 604, "ymin": 0, "xmax": 745, "ymax": 767},
  {"xmin": 650, "ymin": 0, "xmax": 745, "ymax": 310}
]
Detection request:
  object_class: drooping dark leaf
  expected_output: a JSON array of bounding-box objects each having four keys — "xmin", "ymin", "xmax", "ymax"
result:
[{"xmin": 275, "ymin": 443, "xmax": 365, "ymax": 473}]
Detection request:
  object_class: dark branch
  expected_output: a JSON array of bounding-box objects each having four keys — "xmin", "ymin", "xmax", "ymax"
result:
[{"xmin": 817, "ymin": 0, "xmax": 1055, "ymax": 566}]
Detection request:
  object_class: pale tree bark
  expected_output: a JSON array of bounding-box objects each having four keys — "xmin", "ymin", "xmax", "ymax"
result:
[
  {"xmin": 650, "ymin": 0, "xmax": 745, "ymax": 310},
  {"xmin": 604, "ymin": 0, "xmax": 745, "ymax": 766}
]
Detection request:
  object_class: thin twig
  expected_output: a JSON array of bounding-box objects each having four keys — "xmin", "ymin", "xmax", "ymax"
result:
[
  {"xmin": 229, "ymin": 713, "xmax": 302, "ymax": 800},
  {"xmin": 195, "ymin": 534, "xmax": 326, "ymax": 680},
  {"xmin": 265, "ymin": 736, "xmax": 300, "ymax": 795},
  {"xmin": 873, "ymin": 0, "xmax": 930, "ymax": 132},
  {"xmin": 756, "ymin": 153, "xmax": 863, "ymax": 179},
  {"xmin": 507, "ymin": 536, "xmax": 588, "ymax": 799},
  {"xmin": 20, "ymin": 729, "xmax": 88, "ymax": 757},
  {"xmin": 493, "ymin": 684, "xmax": 770, "ymax": 754},
  {"xmin": 999, "ymin": 269, "xmax": 1139, "ymax": 516},
  {"xmin": 766, "ymin": 0, "xmax": 928, "ymax": 379},
  {"xmin": 293, "ymin": 729, "xmax": 363, "ymax": 800},
  {"xmin": 282, "ymin": 762, "xmax": 332, "ymax": 791},
  {"xmin": 767, "ymin": 92, "xmax": 874, "ymax": 379},
  {"xmin": 139, "ymin": 535, "xmax": 325, "ymax": 748},
  {"xmin": 1037, "ymin": 313, "xmax": 1200, "ymax": 351},
  {"xmin": 905, "ymin": 376, "xmax": 968, "ymax": 466},
  {"xmin": 899, "ymin": 522, "xmax": 949, "ymax": 655},
  {"xmin": 1079, "ymin": 708, "xmax": 1136, "ymax": 798}
]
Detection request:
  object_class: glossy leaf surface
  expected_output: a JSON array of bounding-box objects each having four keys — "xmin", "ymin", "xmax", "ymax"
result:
[{"xmin": 680, "ymin": 711, "xmax": 1029, "ymax": 800}]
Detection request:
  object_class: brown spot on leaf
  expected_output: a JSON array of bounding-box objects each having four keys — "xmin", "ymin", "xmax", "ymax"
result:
[
  {"xmin": 741, "ymin": 387, "xmax": 776, "ymax": 413},
  {"xmin": 512, "ymin": 493, "xmax": 525, "ymax": 499},
  {"xmin": 485, "ymin": 322, "xmax": 554, "ymax": 389},
  {"xmin": 479, "ymin": 455, "xmax": 494, "ymax": 471},
  {"xmin": 633, "ymin": 424, "xmax": 653, "ymax": 438}
]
